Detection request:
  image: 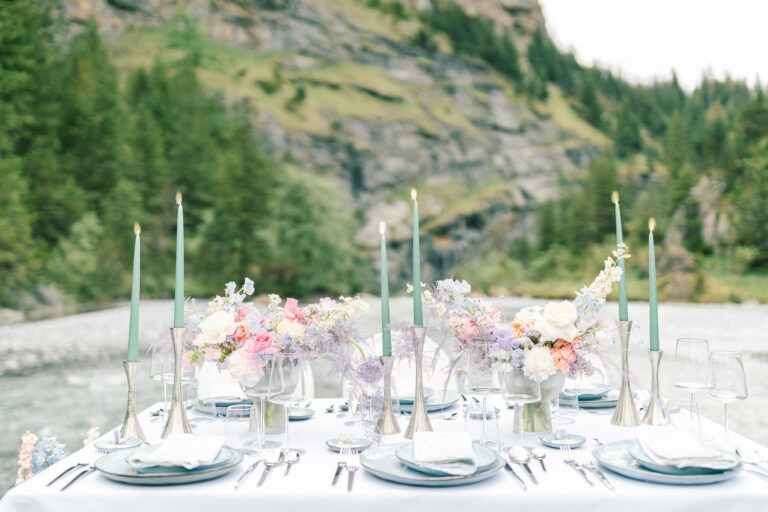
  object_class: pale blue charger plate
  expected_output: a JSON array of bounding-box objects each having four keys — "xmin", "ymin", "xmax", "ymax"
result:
[
  {"xmin": 393, "ymin": 387, "xmax": 434, "ymax": 405},
  {"xmin": 94, "ymin": 446, "xmax": 243, "ymax": 485},
  {"xmin": 361, "ymin": 443, "xmax": 504, "ymax": 487},
  {"xmin": 395, "ymin": 441, "xmax": 497, "ymax": 476},
  {"xmin": 397, "ymin": 390, "xmax": 460, "ymax": 413},
  {"xmin": 594, "ymin": 441, "xmax": 741, "ymax": 485},
  {"xmin": 628, "ymin": 441, "xmax": 740, "ymax": 476}
]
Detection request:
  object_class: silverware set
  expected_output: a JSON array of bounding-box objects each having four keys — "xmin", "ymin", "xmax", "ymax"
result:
[
  {"xmin": 332, "ymin": 446, "xmax": 359, "ymax": 491},
  {"xmin": 736, "ymin": 447, "xmax": 768, "ymax": 479},
  {"xmin": 48, "ymin": 448, "xmax": 109, "ymax": 491},
  {"xmin": 235, "ymin": 449, "xmax": 303, "ymax": 489},
  {"xmin": 560, "ymin": 445, "xmax": 614, "ymax": 490}
]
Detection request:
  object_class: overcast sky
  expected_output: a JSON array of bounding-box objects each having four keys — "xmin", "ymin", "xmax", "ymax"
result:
[{"xmin": 539, "ymin": 0, "xmax": 767, "ymax": 91}]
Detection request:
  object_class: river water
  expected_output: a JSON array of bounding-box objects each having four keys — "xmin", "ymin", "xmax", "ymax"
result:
[{"xmin": 1, "ymin": 298, "xmax": 766, "ymax": 494}]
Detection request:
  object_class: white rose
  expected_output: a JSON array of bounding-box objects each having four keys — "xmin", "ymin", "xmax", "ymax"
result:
[
  {"xmin": 194, "ymin": 310, "xmax": 237, "ymax": 347},
  {"xmin": 277, "ymin": 318, "xmax": 305, "ymax": 339},
  {"xmin": 523, "ymin": 345, "xmax": 557, "ymax": 382},
  {"xmin": 227, "ymin": 349, "xmax": 263, "ymax": 387},
  {"xmin": 534, "ymin": 301, "xmax": 579, "ymax": 342},
  {"xmin": 514, "ymin": 307, "xmax": 540, "ymax": 326}
]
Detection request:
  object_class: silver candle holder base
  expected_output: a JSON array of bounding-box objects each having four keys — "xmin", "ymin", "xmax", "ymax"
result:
[
  {"xmin": 120, "ymin": 361, "xmax": 146, "ymax": 442},
  {"xmin": 377, "ymin": 356, "xmax": 401, "ymax": 435},
  {"xmin": 404, "ymin": 326, "xmax": 433, "ymax": 439},
  {"xmin": 611, "ymin": 320, "xmax": 641, "ymax": 427},
  {"xmin": 162, "ymin": 327, "xmax": 192, "ymax": 439},
  {"xmin": 642, "ymin": 349, "xmax": 670, "ymax": 426}
]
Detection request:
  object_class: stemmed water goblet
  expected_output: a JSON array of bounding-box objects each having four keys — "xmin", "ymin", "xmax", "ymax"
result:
[
  {"xmin": 466, "ymin": 343, "xmax": 502, "ymax": 449},
  {"xmin": 672, "ymin": 338, "xmax": 714, "ymax": 435},
  {"xmin": 268, "ymin": 357, "xmax": 309, "ymax": 452},
  {"xmin": 237, "ymin": 354, "xmax": 281, "ymax": 452},
  {"xmin": 503, "ymin": 367, "xmax": 541, "ymax": 443},
  {"xmin": 706, "ymin": 350, "xmax": 748, "ymax": 442}
]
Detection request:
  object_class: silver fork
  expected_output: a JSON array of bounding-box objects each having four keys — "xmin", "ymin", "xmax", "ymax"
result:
[
  {"xmin": 47, "ymin": 451, "xmax": 95, "ymax": 487},
  {"xmin": 560, "ymin": 446, "xmax": 594, "ymax": 486},
  {"xmin": 60, "ymin": 449, "xmax": 108, "ymax": 491},
  {"xmin": 346, "ymin": 449, "xmax": 360, "ymax": 492},
  {"xmin": 332, "ymin": 447, "xmax": 348, "ymax": 486},
  {"xmin": 578, "ymin": 452, "xmax": 614, "ymax": 491}
]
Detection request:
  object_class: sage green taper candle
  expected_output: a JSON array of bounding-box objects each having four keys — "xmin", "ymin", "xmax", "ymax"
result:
[
  {"xmin": 411, "ymin": 189, "xmax": 423, "ymax": 327},
  {"xmin": 127, "ymin": 222, "xmax": 141, "ymax": 362},
  {"xmin": 174, "ymin": 192, "xmax": 184, "ymax": 328},
  {"xmin": 380, "ymin": 221, "xmax": 391, "ymax": 357},
  {"xmin": 612, "ymin": 191, "xmax": 629, "ymax": 321},
  {"xmin": 648, "ymin": 218, "xmax": 659, "ymax": 351}
]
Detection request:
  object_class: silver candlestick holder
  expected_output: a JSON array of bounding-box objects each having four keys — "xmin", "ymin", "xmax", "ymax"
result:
[
  {"xmin": 643, "ymin": 349, "xmax": 669, "ymax": 426},
  {"xmin": 377, "ymin": 356, "xmax": 401, "ymax": 435},
  {"xmin": 162, "ymin": 327, "xmax": 192, "ymax": 439},
  {"xmin": 404, "ymin": 326, "xmax": 433, "ymax": 439},
  {"xmin": 120, "ymin": 361, "xmax": 146, "ymax": 442},
  {"xmin": 611, "ymin": 320, "xmax": 641, "ymax": 426}
]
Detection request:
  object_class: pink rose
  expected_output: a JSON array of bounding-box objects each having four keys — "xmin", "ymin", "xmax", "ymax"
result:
[
  {"xmin": 284, "ymin": 298, "xmax": 299, "ymax": 320},
  {"xmin": 247, "ymin": 331, "xmax": 278, "ymax": 355}
]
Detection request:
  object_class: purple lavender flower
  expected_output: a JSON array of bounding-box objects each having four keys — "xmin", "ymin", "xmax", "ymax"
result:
[{"xmin": 356, "ymin": 356, "xmax": 384, "ymax": 385}]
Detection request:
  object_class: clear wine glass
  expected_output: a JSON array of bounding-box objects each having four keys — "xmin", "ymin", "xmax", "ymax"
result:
[
  {"xmin": 466, "ymin": 343, "xmax": 502, "ymax": 449},
  {"xmin": 148, "ymin": 344, "xmax": 173, "ymax": 422},
  {"xmin": 706, "ymin": 350, "xmax": 748, "ymax": 441},
  {"xmin": 268, "ymin": 358, "xmax": 306, "ymax": 452},
  {"xmin": 502, "ymin": 367, "xmax": 541, "ymax": 443},
  {"xmin": 237, "ymin": 354, "xmax": 280, "ymax": 451},
  {"xmin": 672, "ymin": 338, "xmax": 714, "ymax": 434}
]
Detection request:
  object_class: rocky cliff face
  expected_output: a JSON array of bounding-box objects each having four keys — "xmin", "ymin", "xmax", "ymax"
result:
[{"xmin": 58, "ymin": 0, "xmax": 601, "ymax": 285}]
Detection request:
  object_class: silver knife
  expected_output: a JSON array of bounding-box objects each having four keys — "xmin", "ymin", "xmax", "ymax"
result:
[
  {"xmin": 565, "ymin": 460, "xmax": 594, "ymax": 486},
  {"xmin": 585, "ymin": 466, "xmax": 615, "ymax": 491},
  {"xmin": 234, "ymin": 460, "xmax": 262, "ymax": 490},
  {"xmin": 332, "ymin": 461, "xmax": 346, "ymax": 486},
  {"xmin": 257, "ymin": 453, "xmax": 284, "ymax": 487},
  {"xmin": 504, "ymin": 462, "xmax": 527, "ymax": 491}
]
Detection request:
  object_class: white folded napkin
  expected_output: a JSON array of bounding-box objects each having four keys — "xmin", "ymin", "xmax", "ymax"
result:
[
  {"xmin": 126, "ymin": 434, "xmax": 225, "ymax": 470},
  {"xmin": 637, "ymin": 432, "xmax": 738, "ymax": 470},
  {"xmin": 412, "ymin": 431, "xmax": 476, "ymax": 476}
]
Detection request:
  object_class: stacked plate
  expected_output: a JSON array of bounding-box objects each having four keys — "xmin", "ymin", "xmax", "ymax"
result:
[
  {"xmin": 593, "ymin": 440, "xmax": 742, "ymax": 485},
  {"xmin": 395, "ymin": 389, "xmax": 461, "ymax": 413},
  {"xmin": 571, "ymin": 385, "xmax": 619, "ymax": 409},
  {"xmin": 194, "ymin": 397, "xmax": 252, "ymax": 416},
  {"xmin": 95, "ymin": 445, "xmax": 243, "ymax": 485},
  {"xmin": 361, "ymin": 442, "xmax": 504, "ymax": 487}
]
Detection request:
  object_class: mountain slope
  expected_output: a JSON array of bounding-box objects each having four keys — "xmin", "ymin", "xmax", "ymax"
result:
[{"xmin": 59, "ymin": 0, "xmax": 605, "ymax": 284}]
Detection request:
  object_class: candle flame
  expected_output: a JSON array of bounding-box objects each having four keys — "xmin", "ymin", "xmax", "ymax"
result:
[
  {"xmin": 379, "ymin": 221, "xmax": 386, "ymax": 235},
  {"xmin": 611, "ymin": 190, "xmax": 619, "ymax": 204},
  {"xmin": 134, "ymin": 222, "xmax": 141, "ymax": 236},
  {"xmin": 176, "ymin": 191, "xmax": 182, "ymax": 205},
  {"xmin": 411, "ymin": 188, "xmax": 417, "ymax": 201},
  {"xmin": 649, "ymin": 217, "xmax": 656, "ymax": 232}
]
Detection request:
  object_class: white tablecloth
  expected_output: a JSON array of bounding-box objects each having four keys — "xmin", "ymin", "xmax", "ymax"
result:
[{"xmin": 3, "ymin": 399, "xmax": 767, "ymax": 512}]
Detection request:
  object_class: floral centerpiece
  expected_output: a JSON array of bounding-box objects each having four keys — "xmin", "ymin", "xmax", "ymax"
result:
[{"xmin": 424, "ymin": 249, "xmax": 627, "ymax": 432}]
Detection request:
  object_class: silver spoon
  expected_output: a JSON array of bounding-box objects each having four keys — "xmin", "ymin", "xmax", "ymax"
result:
[
  {"xmin": 509, "ymin": 447, "xmax": 538, "ymax": 484},
  {"xmin": 284, "ymin": 451, "xmax": 300, "ymax": 475},
  {"xmin": 530, "ymin": 447, "xmax": 547, "ymax": 471},
  {"xmin": 442, "ymin": 411, "xmax": 459, "ymax": 420}
]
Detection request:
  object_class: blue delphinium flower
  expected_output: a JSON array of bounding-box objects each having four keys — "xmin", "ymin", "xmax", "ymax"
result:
[
  {"xmin": 243, "ymin": 278, "xmax": 254, "ymax": 295},
  {"xmin": 225, "ymin": 281, "xmax": 237, "ymax": 297},
  {"xmin": 31, "ymin": 436, "xmax": 66, "ymax": 474}
]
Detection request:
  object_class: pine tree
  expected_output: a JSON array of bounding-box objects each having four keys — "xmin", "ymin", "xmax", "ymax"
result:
[
  {"xmin": 663, "ymin": 111, "xmax": 688, "ymax": 176},
  {"xmin": 580, "ymin": 73, "xmax": 602, "ymax": 128},
  {"xmin": 614, "ymin": 98, "xmax": 642, "ymax": 156}
]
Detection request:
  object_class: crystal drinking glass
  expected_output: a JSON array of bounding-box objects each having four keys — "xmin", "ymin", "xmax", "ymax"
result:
[
  {"xmin": 502, "ymin": 367, "xmax": 541, "ymax": 443},
  {"xmin": 466, "ymin": 344, "xmax": 502, "ymax": 449},
  {"xmin": 268, "ymin": 357, "xmax": 307, "ymax": 451},
  {"xmin": 237, "ymin": 354, "xmax": 280, "ymax": 451},
  {"xmin": 706, "ymin": 350, "xmax": 748, "ymax": 441},
  {"xmin": 672, "ymin": 338, "xmax": 714, "ymax": 434}
]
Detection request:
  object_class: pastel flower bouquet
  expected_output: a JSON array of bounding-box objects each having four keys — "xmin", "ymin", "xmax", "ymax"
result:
[
  {"xmin": 423, "ymin": 251, "xmax": 626, "ymax": 435},
  {"xmin": 15, "ymin": 432, "xmax": 66, "ymax": 486}
]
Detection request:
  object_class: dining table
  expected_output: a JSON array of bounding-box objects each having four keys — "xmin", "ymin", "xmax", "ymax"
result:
[{"xmin": 2, "ymin": 398, "xmax": 767, "ymax": 512}]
